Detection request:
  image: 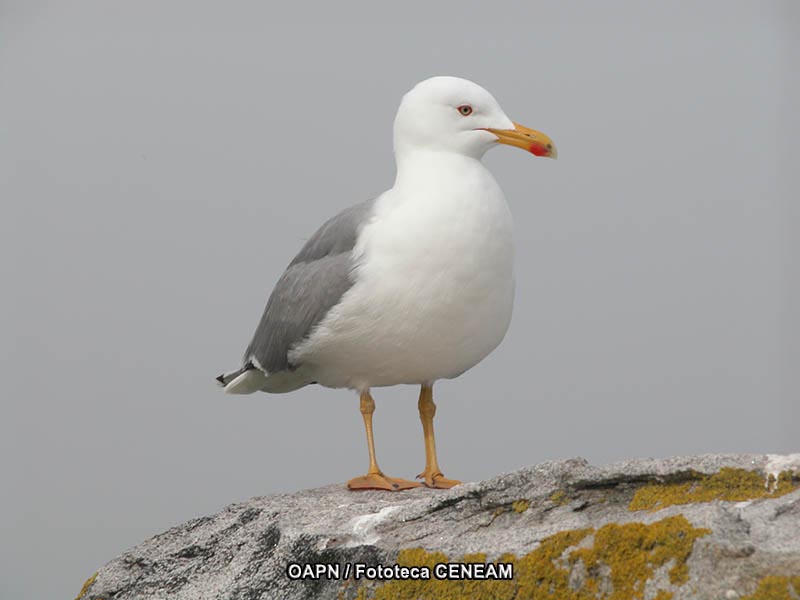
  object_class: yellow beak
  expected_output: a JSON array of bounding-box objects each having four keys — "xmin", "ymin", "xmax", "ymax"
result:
[{"xmin": 486, "ymin": 122, "xmax": 557, "ymax": 159}]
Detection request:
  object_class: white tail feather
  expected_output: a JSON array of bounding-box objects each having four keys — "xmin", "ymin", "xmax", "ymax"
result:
[{"xmin": 223, "ymin": 369, "xmax": 268, "ymax": 394}]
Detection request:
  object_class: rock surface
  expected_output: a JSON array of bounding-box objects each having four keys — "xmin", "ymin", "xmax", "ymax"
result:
[{"xmin": 77, "ymin": 454, "xmax": 800, "ymax": 600}]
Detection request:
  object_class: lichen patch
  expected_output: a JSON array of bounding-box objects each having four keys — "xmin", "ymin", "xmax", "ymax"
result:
[
  {"xmin": 629, "ymin": 468, "xmax": 799, "ymax": 512},
  {"xmin": 511, "ymin": 499, "xmax": 530, "ymax": 513},
  {"xmin": 356, "ymin": 515, "xmax": 709, "ymax": 599},
  {"xmin": 74, "ymin": 572, "xmax": 97, "ymax": 600},
  {"xmin": 741, "ymin": 575, "xmax": 800, "ymax": 600}
]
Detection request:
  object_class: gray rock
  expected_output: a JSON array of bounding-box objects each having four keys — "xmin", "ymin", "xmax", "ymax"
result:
[{"xmin": 77, "ymin": 453, "xmax": 800, "ymax": 600}]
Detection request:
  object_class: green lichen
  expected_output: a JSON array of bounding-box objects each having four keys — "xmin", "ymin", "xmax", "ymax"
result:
[
  {"xmin": 511, "ymin": 499, "xmax": 530, "ymax": 513},
  {"xmin": 550, "ymin": 490, "xmax": 570, "ymax": 506},
  {"xmin": 74, "ymin": 572, "xmax": 97, "ymax": 600},
  {"xmin": 629, "ymin": 468, "xmax": 799, "ymax": 512},
  {"xmin": 741, "ymin": 575, "xmax": 800, "ymax": 600},
  {"xmin": 356, "ymin": 515, "xmax": 709, "ymax": 600}
]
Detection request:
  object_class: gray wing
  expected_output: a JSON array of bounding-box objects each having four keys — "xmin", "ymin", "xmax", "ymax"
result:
[{"xmin": 244, "ymin": 199, "xmax": 376, "ymax": 373}]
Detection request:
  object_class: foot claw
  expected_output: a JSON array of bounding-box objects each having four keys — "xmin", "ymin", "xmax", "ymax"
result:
[
  {"xmin": 417, "ymin": 471, "xmax": 462, "ymax": 489},
  {"xmin": 347, "ymin": 473, "xmax": 422, "ymax": 492}
]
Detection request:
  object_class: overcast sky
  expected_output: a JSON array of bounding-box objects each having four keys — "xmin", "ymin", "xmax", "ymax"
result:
[{"xmin": 1, "ymin": 2, "xmax": 798, "ymax": 599}]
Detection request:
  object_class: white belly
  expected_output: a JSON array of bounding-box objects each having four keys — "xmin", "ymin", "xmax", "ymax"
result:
[{"xmin": 291, "ymin": 156, "xmax": 515, "ymax": 390}]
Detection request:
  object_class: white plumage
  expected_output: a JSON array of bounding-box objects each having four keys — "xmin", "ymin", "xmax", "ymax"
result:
[{"xmin": 291, "ymin": 150, "xmax": 515, "ymax": 390}]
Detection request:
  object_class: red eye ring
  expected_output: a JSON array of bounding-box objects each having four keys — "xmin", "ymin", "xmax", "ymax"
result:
[{"xmin": 457, "ymin": 105, "xmax": 473, "ymax": 116}]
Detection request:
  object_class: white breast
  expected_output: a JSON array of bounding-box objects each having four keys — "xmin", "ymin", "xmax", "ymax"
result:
[{"xmin": 291, "ymin": 152, "xmax": 515, "ymax": 391}]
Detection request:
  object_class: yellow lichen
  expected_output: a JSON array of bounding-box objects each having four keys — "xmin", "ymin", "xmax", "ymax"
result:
[
  {"xmin": 629, "ymin": 468, "xmax": 799, "ymax": 512},
  {"xmin": 570, "ymin": 516, "xmax": 710, "ymax": 598},
  {"xmin": 357, "ymin": 515, "xmax": 709, "ymax": 600},
  {"xmin": 513, "ymin": 527, "xmax": 593, "ymax": 599},
  {"xmin": 74, "ymin": 572, "xmax": 97, "ymax": 600},
  {"xmin": 511, "ymin": 499, "xmax": 530, "ymax": 513},
  {"xmin": 550, "ymin": 490, "xmax": 570, "ymax": 506},
  {"xmin": 741, "ymin": 575, "xmax": 800, "ymax": 600}
]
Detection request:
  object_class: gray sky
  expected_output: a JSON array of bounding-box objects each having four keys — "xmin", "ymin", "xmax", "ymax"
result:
[{"xmin": 1, "ymin": 2, "xmax": 797, "ymax": 599}]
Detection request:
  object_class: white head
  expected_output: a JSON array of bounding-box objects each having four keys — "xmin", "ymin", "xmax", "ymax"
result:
[{"xmin": 393, "ymin": 76, "xmax": 556, "ymax": 161}]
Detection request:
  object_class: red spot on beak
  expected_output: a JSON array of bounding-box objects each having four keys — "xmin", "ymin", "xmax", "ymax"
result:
[{"xmin": 529, "ymin": 142, "xmax": 549, "ymax": 157}]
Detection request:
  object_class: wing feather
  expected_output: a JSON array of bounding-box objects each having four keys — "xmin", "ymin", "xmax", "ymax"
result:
[{"xmin": 244, "ymin": 199, "xmax": 375, "ymax": 374}]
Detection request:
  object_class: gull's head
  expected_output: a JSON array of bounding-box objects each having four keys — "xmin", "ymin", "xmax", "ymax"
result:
[{"xmin": 393, "ymin": 76, "xmax": 557, "ymax": 160}]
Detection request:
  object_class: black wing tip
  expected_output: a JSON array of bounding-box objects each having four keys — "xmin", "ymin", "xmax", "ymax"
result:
[{"xmin": 216, "ymin": 362, "xmax": 256, "ymax": 387}]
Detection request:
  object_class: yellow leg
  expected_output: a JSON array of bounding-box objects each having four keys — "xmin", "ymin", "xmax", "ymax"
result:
[
  {"xmin": 417, "ymin": 384, "xmax": 461, "ymax": 489},
  {"xmin": 347, "ymin": 391, "xmax": 421, "ymax": 491}
]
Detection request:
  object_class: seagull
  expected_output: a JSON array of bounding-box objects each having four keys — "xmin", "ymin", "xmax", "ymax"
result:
[{"xmin": 217, "ymin": 76, "xmax": 556, "ymax": 491}]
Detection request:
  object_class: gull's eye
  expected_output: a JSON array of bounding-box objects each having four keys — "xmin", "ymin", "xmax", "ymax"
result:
[{"xmin": 457, "ymin": 105, "xmax": 473, "ymax": 116}]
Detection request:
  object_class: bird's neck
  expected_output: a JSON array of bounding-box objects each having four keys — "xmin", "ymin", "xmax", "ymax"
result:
[{"xmin": 393, "ymin": 149, "xmax": 490, "ymax": 192}]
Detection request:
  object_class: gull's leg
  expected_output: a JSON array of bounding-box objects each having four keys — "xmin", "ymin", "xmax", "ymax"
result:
[
  {"xmin": 347, "ymin": 390, "xmax": 421, "ymax": 491},
  {"xmin": 416, "ymin": 384, "xmax": 461, "ymax": 489}
]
